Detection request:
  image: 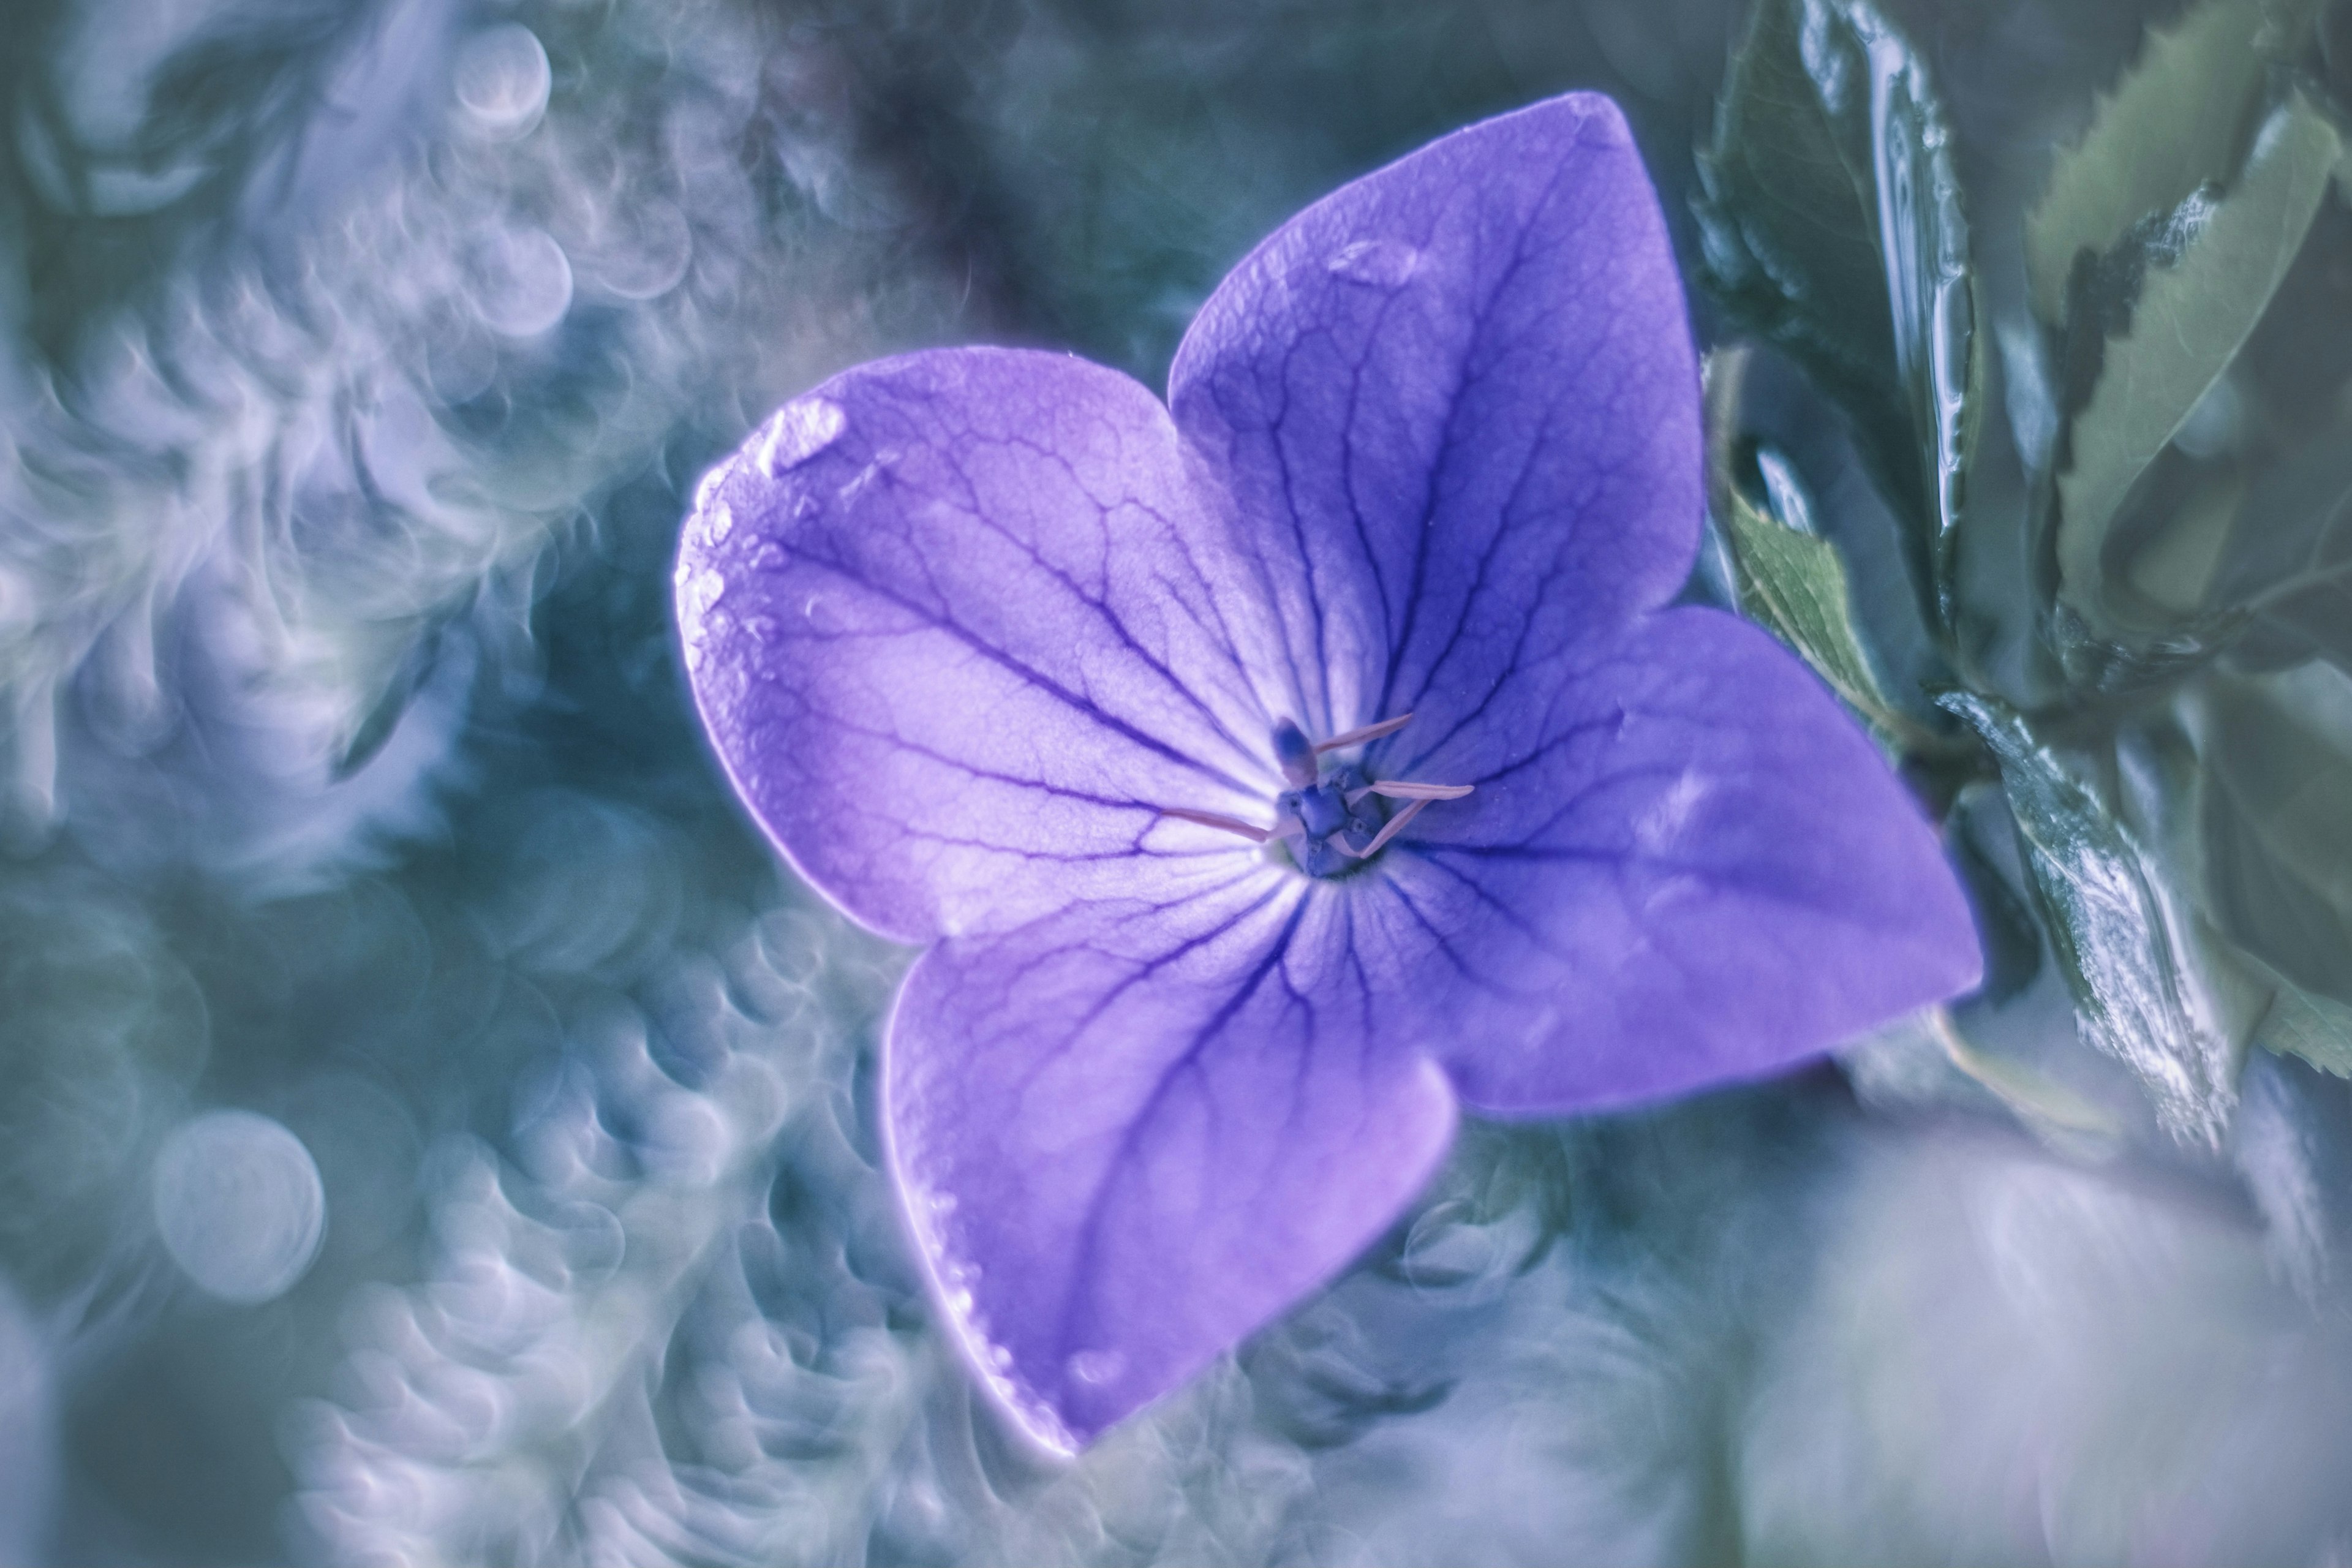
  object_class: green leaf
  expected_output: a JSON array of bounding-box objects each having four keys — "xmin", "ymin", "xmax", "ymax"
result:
[
  {"xmin": 1943, "ymin": 692, "xmax": 2239, "ymax": 1144},
  {"xmin": 2047, "ymin": 598, "xmax": 2247, "ymax": 698},
  {"xmin": 1950, "ymin": 782, "xmax": 2046, "ymax": 1004},
  {"xmin": 2179, "ymin": 396, "xmax": 2352, "ymax": 668},
  {"xmin": 1696, "ymin": 0, "xmax": 1889, "ymax": 415},
  {"xmin": 2258, "ymin": 975, "xmax": 2352, "ymax": 1077},
  {"xmin": 1695, "ymin": 0, "xmax": 1978, "ymax": 612},
  {"xmin": 2026, "ymin": 0, "xmax": 2321, "ymax": 325},
  {"xmin": 1716, "ymin": 448, "xmax": 1905, "ymax": 745},
  {"xmin": 2199, "ymin": 666, "xmax": 2352, "ymax": 1006},
  {"xmin": 1931, "ymin": 1010, "xmax": 2129, "ymax": 1147},
  {"xmin": 2055, "ymin": 95, "xmax": 2340, "ymax": 638},
  {"xmin": 2193, "ymin": 906, "xmax": 2352, "ymax": 1079},
  {"xmin": 1841, "ymin": 1006, "xmax": 2125, "ymax": 1154},
  {"xmin": 2114, "ymin": 451, "xmax": 2249, "ymax": 619}
]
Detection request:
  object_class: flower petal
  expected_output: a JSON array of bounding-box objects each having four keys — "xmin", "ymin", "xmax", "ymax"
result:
[
  {"xmin": 1351, "ymin": 609, "xmax": 1983, "ymax": 1113},
  {"xmin": 887, "ymin": 877, "xmax": 1459, "ymax": 1449},
  {"xmin": 677, "ymin": 348, "xmax": 1292, "ymax": 943},
  {"xmin": 1167, "ymin": 92, "xmax": 1700, "ymax": 744}
]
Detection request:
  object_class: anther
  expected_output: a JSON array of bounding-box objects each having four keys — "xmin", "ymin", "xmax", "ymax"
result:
[
  {"xmin": 1340, "ymin": 797, "xmax": 1431, "ymax": 859},
  {"xmin": 1344, "ymin": 780, "xmax": 1473, "ymax": 805},
  {"xmin": 1313, "ymin": 713, "xmax": 1414, "ymax": 753},
  {"xmin": 1272, "ymin": 720, "xmax": 1319, "ymax": 788},
  {"xmin": 1157, "ymin": 806, "xmax": 1273, "ymax": 843},
  {"xmin": 1152, "ymin": 712, "xmax": 1472, "ymax": 875}
]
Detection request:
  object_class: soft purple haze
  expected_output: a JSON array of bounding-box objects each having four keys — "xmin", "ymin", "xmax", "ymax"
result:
[{"xmin": 676, "ymin": 92, "xmax": 1981, "ymax": 1452}]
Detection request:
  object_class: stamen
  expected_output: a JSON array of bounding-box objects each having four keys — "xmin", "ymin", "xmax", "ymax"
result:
[
  {"xmin": 1313, "ymin": 713, "xmax": 1414, "ymax": 753},
  {"xmin": 1347, "ymin": 780, "xmax": 1474, "ymax": 804},
  {"xmin": 1341, "ymin": 797, "xmax": 1430, "ymax": 858},
  {"xmin": 1157, "ymin": 806, "xmax": 1273, "ymax": 844},
  {"xmin": 1272, "ymin": 720, "xmax": 1319, "ymax": 788},
  {"xmin": 1204, "ymin": 713, "xmax": 1468, "ymax": 876}
]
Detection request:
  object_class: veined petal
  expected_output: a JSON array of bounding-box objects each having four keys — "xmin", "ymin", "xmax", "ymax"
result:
[
  {"xmin": 888, "ymin": 877, "xmax": 1458, "ymax": 1449},
  {"xmin": 677, "ymin": 349, "xmax": 1289, "ymax": 943},
  {"xmin": 1167, "ymin": 92, "xmax": 1700, "ymax": 751},
  {"xmin": 1350, "ymin": 609, "xmax": 1982, "ymax": 1113}
]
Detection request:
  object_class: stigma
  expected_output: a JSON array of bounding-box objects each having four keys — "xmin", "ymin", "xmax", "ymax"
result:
[{"xmin": 1156, "ymin": 713, "xmax": 1473, "ymax": 878}]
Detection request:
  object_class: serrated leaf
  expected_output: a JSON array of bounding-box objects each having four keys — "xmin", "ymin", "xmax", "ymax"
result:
[
  {"xmin": 2199, "ymin": 665, "xmax": 2352, "ymax": 1005},
  {"xmin": 2026, "ymin": 0, "xmax": 2321, "ymax": 325},
  {"xmin": 2056, "ymin": 95, "xmax": 2340, "ymax": 638},
  {"xmin": 1943, "ymin": 692, "xmax": 2238, "ymax": 1144},
  {"xmin": 1695, "ymin": 0, "xmax": 1978, "ymax": 613},
  {"xmin": 1716, "ymin": 449, "xmax": 1904, "ymax": 744}
]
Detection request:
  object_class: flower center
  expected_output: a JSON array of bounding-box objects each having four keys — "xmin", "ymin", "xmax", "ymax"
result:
[{"xmin": 1157, "ymin": 714, "xmax": 1472, "ymax": 878}]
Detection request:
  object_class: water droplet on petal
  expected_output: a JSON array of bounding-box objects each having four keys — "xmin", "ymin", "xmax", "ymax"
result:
[
  {"xmin": 677, "ymin": 560, "xmax": 726, "ymax": 631},
  {"xmin": 1326, "ymin": 238, "xmax": 1421, "ymax": 288},
  {"xmin": 1635, "ymin": 768, "xmax": 1708, "ymax": 851},
  {"xmin": 693, "ymin": 606, "xmax": 741, "ymax": 677},
  {"xmin": 152, "ymin": 1111, "xmax": 326, "ymax": 1305},
  {"xmin": 698, "ymin": 497, "xmax": 737, "ymax": 548},
  {"xmin": 692, "ymin": 461, "xmax": 732, "ymax": 517},
  {"xmin": 755, "ymin": 398, "xmax": 846, "ymax": 475},
  {"xmin": 1066, "ymin": 1349, "xmax": 1125, "ymax": 1387}
]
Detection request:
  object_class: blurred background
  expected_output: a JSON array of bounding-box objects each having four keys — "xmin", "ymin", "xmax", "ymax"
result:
[{"xmin": 9, "ymin": 0, "xmax": 2352, "ymax": 1562}]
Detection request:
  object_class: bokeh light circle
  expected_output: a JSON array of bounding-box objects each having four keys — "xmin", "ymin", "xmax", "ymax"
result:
[{"xmin": 152, "ymin": 1110, "xmax": 326, "ymax": 1305}]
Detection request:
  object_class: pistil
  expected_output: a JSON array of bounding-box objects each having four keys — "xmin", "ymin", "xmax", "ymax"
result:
[{"xmin": 1158, "ymin": 714, "xmax": 1474, "ymax": 876}]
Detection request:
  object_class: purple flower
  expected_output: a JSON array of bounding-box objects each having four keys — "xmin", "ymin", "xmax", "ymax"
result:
[{"xmin": 674, "ymin": 92, "xmax": 1980, "ymax": 1452}]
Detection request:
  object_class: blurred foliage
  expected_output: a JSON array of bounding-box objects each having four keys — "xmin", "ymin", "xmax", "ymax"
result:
[
  {"xmin": 0, "ymin": 0, "xmax": 1766, "ymax": 1561},
  {"xmin": 1698, "ymin": 0, "xmax": 2352, "ymax": 1113}
]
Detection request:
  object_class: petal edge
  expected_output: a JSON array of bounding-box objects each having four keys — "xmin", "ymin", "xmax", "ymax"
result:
[{"xmin": 885, "ymin": 884, "xmax": 1459, "ymax": 1448}]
